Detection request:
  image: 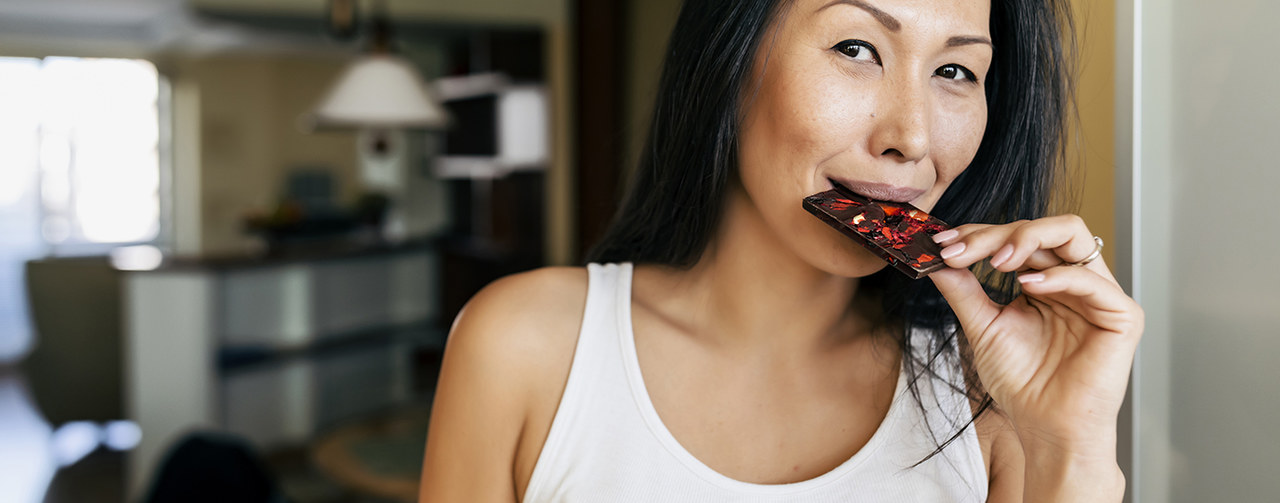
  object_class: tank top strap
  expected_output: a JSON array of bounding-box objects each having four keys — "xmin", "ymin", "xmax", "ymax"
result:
[
  {"xmin": 582, "ymin": 262, "xmax": 628, "ymax": 339},
  {"xmin": 553, "ymin": 261, "xmax": 632, "ymax": 403},
  {"xmin": 522, "ymin": 263, "xmax": 634, "ymax": 500}
]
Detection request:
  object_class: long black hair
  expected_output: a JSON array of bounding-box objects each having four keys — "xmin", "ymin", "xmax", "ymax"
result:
[{"xmin": 587, "ymin": 0, "xmax": 1076, "ymax": 463}]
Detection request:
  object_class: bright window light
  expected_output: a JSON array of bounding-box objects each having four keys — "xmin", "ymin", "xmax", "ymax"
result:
[
  {"xmin": 0, "ymin": 56, "xmax": 163, "ymax": 364},
  {"xmin": 0, "ymin": 56, "xmax": 161, "ymax": 246}
]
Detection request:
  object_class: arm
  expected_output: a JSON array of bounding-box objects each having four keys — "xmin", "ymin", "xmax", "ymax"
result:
[
  {"xmin": 419, "ymin": 280, "xmax": 529, "ymax": 502},
  {"xmin": 419, "ymin": 268, "xmax": 586, "ymax": 502},
  {"xmin": 1019, "ymin": 439, "xmax": 1124, "ymax": 502},
  {"xmin": 984, "ymin": 411, "xmax": 1125, "ymax": 502}
]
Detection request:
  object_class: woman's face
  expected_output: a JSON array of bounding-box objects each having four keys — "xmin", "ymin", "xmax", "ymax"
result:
[{"xmin": 736, "ymin": 0, "xmax": 992, "ymax": 277}]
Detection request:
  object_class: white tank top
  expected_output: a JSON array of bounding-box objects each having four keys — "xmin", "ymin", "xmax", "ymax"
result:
[{"xmin": 523, "ymin": 263, "xmax": 988, "ymax": 502}]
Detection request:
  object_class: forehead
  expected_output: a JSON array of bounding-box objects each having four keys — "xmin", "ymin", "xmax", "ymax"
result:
[{"xmin": 789, "ymin": 0, "xmax": 991, "ymax": 36}]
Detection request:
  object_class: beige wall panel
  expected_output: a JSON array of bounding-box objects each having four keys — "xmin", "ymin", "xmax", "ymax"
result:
[
  {"xmin": 1068, "ymin": 0, "xmax": 1117, "ymax": 265},
  {"xmin": 625, "ymin": 0, "xmax": 684, "ymax": 175},
  {"xmin": 173, "ymin": 55, "xmax": 357, "ymax": 254}
]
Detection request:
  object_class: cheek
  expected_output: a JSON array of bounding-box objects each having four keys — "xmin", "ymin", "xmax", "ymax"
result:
[
  {"xmin": 932, "ymin": 97, "xmax": 988, "ymax": 186},
  {"xmin": 912, "ymin": 96, "xmax": 986, "ymax": 212},
  {"xmin": 741, "ymin": 70, "xmax": 875, "ymax": 186},
  {"xmin": 788, "ymin": 72, "xmax": 879, "ymax": 151}
]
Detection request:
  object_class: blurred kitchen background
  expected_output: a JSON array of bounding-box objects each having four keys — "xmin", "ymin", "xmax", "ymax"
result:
[
  {"xmin": 0, "ymin": 0, "xmax": 1276, "ymax": 502},
  {"xmin": 0, "ymin": 0, "xmax": 678, "ymax": 501}
]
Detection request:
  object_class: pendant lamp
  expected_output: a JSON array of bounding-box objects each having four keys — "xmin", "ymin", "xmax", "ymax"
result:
[{"xmin": 308, "ymin": 8, "xmax": 448, "ymax": 131}]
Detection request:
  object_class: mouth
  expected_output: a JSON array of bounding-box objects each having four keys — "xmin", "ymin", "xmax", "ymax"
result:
[{"xmin": 826, "ymin": 178, "xmax": 927, "ymax": 203}]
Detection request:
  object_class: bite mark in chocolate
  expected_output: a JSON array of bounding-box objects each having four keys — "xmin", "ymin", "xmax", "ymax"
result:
[{"xmin": 802, "ymin": 183, "xmax": 951, "ymax": 279}]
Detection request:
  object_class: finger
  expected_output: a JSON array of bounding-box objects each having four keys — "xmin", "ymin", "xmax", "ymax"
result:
[
  {"xmin": 1017, "ymin": 267, "xmax": 1145, "ymax": 385},
  {"xmin": 938, "ymin": 215, "xmax": 1116, "ymax": 283},
  {"xmin": 929, "ymin": 267, "xmax": 1002, "ymax": 336},
  {"xmin": 1002, "ymin": 248, "xmax": 1104, "ymax": 274},
  {"xmin": 1000, "ymin": 215, "xmax": 1111, "ymax": 281},
  {"xmin": 1016, "ymin": 266, "xmax": 1143, "ymax": 337},
  {"xmin": 1015, "ymin": 249, "xmax": 1073, "ymax": 272},
  {"xmin": 935, "ymin": 220, "xmax": 1030, "ymax": 268},
  {"xmin": 930, "ymin": 223, "xmax": 994, "ymax": 246}
]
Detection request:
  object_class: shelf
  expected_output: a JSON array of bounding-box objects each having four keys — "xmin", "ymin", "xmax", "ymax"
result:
[{"xmin": 217, "ymin": 321, "xmax": 445, "ymax": 375}]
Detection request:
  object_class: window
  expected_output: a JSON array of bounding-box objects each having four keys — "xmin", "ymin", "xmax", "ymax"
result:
[
  {"xmin": 1, "ymin": 56, "xmax": 162, "ymax": 248},
  {"xmin": 0, "ymin": 56, "xmax": 163, "ymax": 362}
]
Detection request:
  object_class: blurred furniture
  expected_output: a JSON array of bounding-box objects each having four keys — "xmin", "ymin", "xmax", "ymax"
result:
[
  {"xmin": 195, "ymin": 7, "xmax": 552, "ymax": 308},
  {"xmin": 122, "ymin": 242, "xmax": 442, "ymax": 495},
  {"xmin": 574, "ymin": 0, "xmax": 627, "ymax": 259},
  {"xmin": 142, "ymin": 432, "xmax": 281, "ymax": 503},
  {"xmin": 24, "ymin": 258, "xmax": 129, "ymax": 503},
  {"xmin": 310, "ymin": 405, "xmax": 432, "ymax": 502},
  {"xmin": 440, "ymin": 171, "xmax": 545, "ymax": 321},
  {"xmin": 25, "ymin": 258, "xmax": 125, "ymax": 424}
]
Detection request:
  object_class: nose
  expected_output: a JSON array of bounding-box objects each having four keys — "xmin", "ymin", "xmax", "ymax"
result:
[{"xmin": 868, "ymin": 80, "xmax": 930, "ymax": 164}]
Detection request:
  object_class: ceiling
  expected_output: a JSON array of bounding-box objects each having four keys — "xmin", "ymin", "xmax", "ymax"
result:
[
  {"xmin": 0, "ymin": 0, "xmax": 180, "ymax": 25},
  {"xmin": 0, "ymin": 0, "xmax": 342, "ymax": 56},
  {"xmin": 0, "ymin": 0, "xmax": 564, "ymax": 56}
]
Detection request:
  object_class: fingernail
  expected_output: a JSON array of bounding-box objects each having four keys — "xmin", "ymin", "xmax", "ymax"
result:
[
  {"xmin": 989, "ymin": 244, "xmax": 1014, "ymax": 268},
  {"xmin": 940, "ymin": 242, "xmax": 965, "ymax": 259},
  {"xmin": 1017, "ymin": 272, "xmax": 1045, "ymax": 284},
  {"xmin": 932, "ymin": 229, "xmax": 959, "ymax": 243}
]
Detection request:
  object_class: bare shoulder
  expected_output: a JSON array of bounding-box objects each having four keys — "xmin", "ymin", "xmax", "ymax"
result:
[
  {"xmin": 452, "ymin": 266, "xmax": 590, "ymax": 356},
  {"xmin": 443, "ymin": 266, "xmax": 591, "ymax": 412},
  {"xmin": 420, "ymin": 266, "xmax": 589, "ymax": 502},
  {"xmin": 974, "ymin": 407, "xmax": 1025, "ymax": 502}
]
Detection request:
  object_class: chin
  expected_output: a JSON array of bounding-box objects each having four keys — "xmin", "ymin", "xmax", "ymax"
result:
[
  {"xmin": 824, "ymin": 243, "xmax": 891, "ymax": 278},
  {"xmin": 790, "ymin": 218, "xmax": 891, "ymax": 279}
]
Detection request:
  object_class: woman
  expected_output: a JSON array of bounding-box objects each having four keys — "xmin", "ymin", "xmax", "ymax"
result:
[{"xmin": 421, "ymin": 0, "xmax": 1142, "ymax": 501}]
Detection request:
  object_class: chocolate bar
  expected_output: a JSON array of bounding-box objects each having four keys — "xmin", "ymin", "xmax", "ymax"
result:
[{"xmin": 802, "ymin": 183, "xmax": 951, "ymax": 279}]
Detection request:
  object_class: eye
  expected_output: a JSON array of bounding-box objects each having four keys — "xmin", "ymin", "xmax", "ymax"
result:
[
  {"xmin": 935, "ymin": 64, "xmax": 977, "ymax": 82},
  {"xmin": 832, "ymin": 40, "xmax": 881, "ymax": 64}
]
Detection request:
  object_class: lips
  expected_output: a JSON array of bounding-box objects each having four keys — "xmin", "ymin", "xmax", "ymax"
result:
[{"xmin": 826, "ymin": 178, "xmax": 927, "ymax": 203}]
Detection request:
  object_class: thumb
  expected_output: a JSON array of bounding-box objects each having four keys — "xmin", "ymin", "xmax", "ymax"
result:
[{"xmin": 928, "ymin": 267, "xmax": 1000, "ymax": 337}]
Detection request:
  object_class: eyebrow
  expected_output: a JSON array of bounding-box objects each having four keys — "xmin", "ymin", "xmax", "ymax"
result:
[
  {"xmin": 947, "ymin": 35, "xmax": 993, "ymax": 48},
  {"xmin": 818, "ymin": 0, "xmax": 900, "ymax": 32},
  {"xmin": 818, "ymin": 0, "xmax": 994, "ymax": 48}
]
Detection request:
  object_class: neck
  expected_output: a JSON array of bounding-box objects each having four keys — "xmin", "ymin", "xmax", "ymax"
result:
[{"xmin": 645, "ymin": 187, "xmax": 878, "ymax": 355}]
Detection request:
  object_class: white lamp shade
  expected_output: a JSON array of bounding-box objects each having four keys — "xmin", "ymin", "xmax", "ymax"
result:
[{"xmin": 311, "ymin": 54, "xmax": 449, "ymax": 129}]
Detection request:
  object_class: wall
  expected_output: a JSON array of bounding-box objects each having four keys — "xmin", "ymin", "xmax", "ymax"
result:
[
  {"xmin": 624, "ymin": 0, "xmax": 684, "ymax": 175},
  {"xmin": 165, "ymin": 55, "xmax": 361, "ymax": 255},
  {"xmin": 1067, "ymin": 0, "xmax": 1116, "ymax": 264},
  {"xmin": 1127, "ymin": 0, "xmax": 1280, "ymax": 501}
]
